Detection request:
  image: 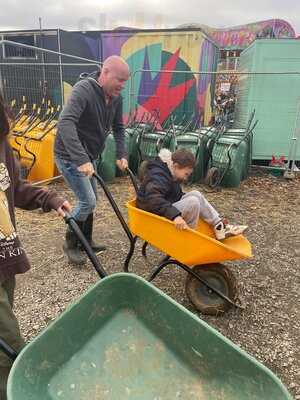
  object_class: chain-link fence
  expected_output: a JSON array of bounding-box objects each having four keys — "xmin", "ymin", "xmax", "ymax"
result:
[
  {"xmin": 0, "ymin": 40, "xmax": 100, "ymax": 108},
  {"xmin": 1, "ymin": 40, "xmax": 299, "ymax": 172}
]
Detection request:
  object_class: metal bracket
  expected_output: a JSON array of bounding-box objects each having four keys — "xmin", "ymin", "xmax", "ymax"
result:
[{"xmin": 148, "ymin": 259, "xmax": 244, "ymax": 310}]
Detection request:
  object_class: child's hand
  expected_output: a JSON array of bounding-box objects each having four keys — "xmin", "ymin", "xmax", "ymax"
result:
[
  {"xmin": 173, "ymin": 216, "xmax": 188, "ymax": 230},
  {"xmin": 56, "ymin": 201, "xmax": 72, "ymax": 218}
]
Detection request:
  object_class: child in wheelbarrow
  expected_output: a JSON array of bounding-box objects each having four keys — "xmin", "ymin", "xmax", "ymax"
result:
[
  {"xmin": 137, "ymin": 148, "xmax": 247, "ymax": 239},
  {"xmin": 0, "ymin": 94, "xmax": 71, "ymax": 399}
]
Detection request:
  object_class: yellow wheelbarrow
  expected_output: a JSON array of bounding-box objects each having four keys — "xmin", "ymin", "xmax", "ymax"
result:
[{"xmin": 94, "ymin": 170, "xmax": 252, "ymax": 315}]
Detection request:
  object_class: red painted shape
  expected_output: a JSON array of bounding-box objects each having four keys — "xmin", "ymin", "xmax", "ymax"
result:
[{"xmin": 141, "ymin": 49, "xmax": 195, "ymax": 123}]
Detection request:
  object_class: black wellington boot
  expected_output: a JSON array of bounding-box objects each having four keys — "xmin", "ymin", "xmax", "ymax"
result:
[
  {"xmin": 82, "ymin": 213, "xmax": 106, "ymax": 253},
  {"xmin": 63, "ymin": 223, "xmax": 87, "ymax": 265}
]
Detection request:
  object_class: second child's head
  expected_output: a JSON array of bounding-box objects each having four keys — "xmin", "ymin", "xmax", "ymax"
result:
[{"xmin": 172, "ymin": 148, "xmax": 195, "ymax": 182}]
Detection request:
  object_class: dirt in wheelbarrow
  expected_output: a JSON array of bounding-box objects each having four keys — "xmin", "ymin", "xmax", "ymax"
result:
[{"xmin": 14, "ymin": 170, "xmax": 300, "ymax": 398}]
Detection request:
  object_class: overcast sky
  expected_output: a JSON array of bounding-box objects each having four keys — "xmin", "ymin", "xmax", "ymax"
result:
[{"xmin": 0, "ymin": 0, "xmax": 299, "ymax": 34}]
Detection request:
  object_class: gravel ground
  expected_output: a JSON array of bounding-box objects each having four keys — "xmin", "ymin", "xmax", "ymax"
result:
[{"xmin": 14, "ymin": 171, "xmax": 300, "ymax": 398}]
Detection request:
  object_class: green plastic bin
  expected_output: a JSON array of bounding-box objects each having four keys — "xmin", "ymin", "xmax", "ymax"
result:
[
  {"xmin": 175, "ymin": 131, "xmax": 207, "ymax": 182},
  {"xmin": 138, "ymin": 130, "xmax": 174, "ymax": 163},
  {"xmin": 223, "ymin": 129, "xmax": 253, "ymax": 180},
  {"xmin": 126, "ymin": 127, "xmax": 140, "ymax": 174},
  {"xmin": 210, "ymin": 136, "xmax": 249, "ymax": 187},
  {"xmin": 97, "ymin": 134, "xmax": 117, "ymax": 183}
]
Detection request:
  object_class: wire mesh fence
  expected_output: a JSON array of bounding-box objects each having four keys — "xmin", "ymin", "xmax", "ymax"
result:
[
  {"xmin": 1, "ymin": 40, "xmax": 299, "ymax": 171},
  {"xmin": 0, "ymin": 40, "xmax": 100, "ymax": 108}
]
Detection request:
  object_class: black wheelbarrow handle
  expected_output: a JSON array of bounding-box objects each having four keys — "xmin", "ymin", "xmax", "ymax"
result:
[
  {"xmin": 0, "ymin": 338, "xmax": 18, "ymax": 361},
  {"xmin": 92, "ymin": 171, "xmax": 135, "ymax": 244},
  {"xmin": 64, "ymin": 212, "xmax": 108, "ymax": 279},
  {"xmin": 125, "ymin": 167, "xmax": 139, "ymax": 194},
  {"xmin": 0, "ymin": 214, "xmax": 109, "ymax": 361}
]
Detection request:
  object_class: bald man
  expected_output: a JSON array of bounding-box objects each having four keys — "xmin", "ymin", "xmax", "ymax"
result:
[{"xmin": 55, "ymin": 56, "xmax": 130, "ymax": 265}]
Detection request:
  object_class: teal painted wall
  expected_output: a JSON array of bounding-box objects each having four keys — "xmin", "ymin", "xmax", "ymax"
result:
[{"xmin": 235, "ymin": 39, "xmax": 300, "ymax": 160}]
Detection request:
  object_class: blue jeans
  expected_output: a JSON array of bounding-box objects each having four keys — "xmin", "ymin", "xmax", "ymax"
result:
[{"xmin": 55, "ymin": 157, "xmax": 98, "ymax": 221}]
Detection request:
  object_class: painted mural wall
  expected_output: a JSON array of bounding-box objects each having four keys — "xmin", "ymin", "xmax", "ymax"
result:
[
  {"xmin": 58, "ymin": 30, "xmax": 101, "ymax": 103},
  {"xmin": 2, "ymin": 19, "xmax": 296, "ymax": 124},
  {"xmin": 66, "ymin": 19, "xmax": 295, "ymax": 124},
  {"xmin": 101, "ymin": 30, "xmax": 219, "ymax": 125},
  {"xmin": 203, "ymin": 19, "xmax": 295, "ymax": 49}
]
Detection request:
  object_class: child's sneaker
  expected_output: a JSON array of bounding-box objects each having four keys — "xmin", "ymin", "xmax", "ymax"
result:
[
  {"xmin": 225, "ymin": 224, "xmax": 248, "ymax": 237},
  {"xmin": 213, "ymin": 220, "xmax": 227, "ymax": 240},
  {"xmin": 214, "ymin": 220, "xmax": 248, "ymax": 240}
]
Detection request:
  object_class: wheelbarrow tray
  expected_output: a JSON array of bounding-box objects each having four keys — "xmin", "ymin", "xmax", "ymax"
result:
[
  {"xmin": 127, "ymin": 200, "xmax": 252, "ymax": 265},
  {"xmin": 8, "ymin": 273, "xmax": 291, "ymax": 400}
]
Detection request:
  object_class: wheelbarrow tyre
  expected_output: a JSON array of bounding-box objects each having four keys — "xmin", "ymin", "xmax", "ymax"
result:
[
  {"xmin": 205, "ymin": 167, "xmax": 220, "ymax": 188},
  {"xmin": 185, "ymin": 263, "xmax": 237, "ymax": 316}
]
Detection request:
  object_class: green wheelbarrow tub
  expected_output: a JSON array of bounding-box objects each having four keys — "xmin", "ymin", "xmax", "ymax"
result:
[{"xmin": 8, "ymin": 273, "xmax": 291, "ymax": 400}]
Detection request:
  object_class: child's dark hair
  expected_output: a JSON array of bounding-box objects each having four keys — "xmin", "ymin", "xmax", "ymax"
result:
[
  {"xmin": 172, "ymin": 148, "xmax": 195, "ymax": 168},
  {"xmin": 0, "ymin": 93, "xmax": 10, "ymax": 139}
]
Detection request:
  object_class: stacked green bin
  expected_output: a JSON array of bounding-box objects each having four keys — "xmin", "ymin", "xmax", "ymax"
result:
[
  {"xmin": 223, "ymin": 129, "xmax": 252, "ymax": 179},
  {"xmin": 138, "ymin": 130, "xmax": 174, "ymax": 163},
  {"xmin": 172, "ymin": 126, "xmax": 223, "ymax": 183},
  {"xmin": 175, "ymin": 131, "xmax": 208, "ymax": 182},
  {"xmin": 97, "ymin": 134, "xmax": 117, "ymax": 182},
  {"xmin": 97, "ymin": 133, "xmax": 131, "ymax": 182},
  {"xmin": 200, "ymin": 127, "xmax": 220, "ymax": 171},
  {"xmin": 97, "ymin": 127, "xmax": 175, "ymax": 182},
  {"xmin": 210, "ymin": 136, "xmax": 249, "ymax": 187},
  {"xmin": 126, "ymin": 123, "xmax": 155, "ymax": 173},
  {"xmin": 126, "ymin": 127, "xmax": 140, "ymax": 173}
]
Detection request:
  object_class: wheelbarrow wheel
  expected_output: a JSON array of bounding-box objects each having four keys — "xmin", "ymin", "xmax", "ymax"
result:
[
  {"xmin": 205, "ymin": 167, "xmax": 220, "ymax": 188},
  {"xmin": 185, "ymin": 263, "xmax": 237, "ymax": 315}
]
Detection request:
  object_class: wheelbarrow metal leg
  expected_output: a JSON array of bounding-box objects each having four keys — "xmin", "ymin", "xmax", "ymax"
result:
[
  {"xmin": 142, "ymin": 241, "xmax": 148, "ymax": 258},
  {"xmin": 149, "ymin": 259, "xmax": 243, "ymax": 309},
  {"xmin": 148, "ymin": 256, "xmax": 171, "ymax": 281},
  {"xmin": 124, "ymin": 236, "xmax": 138, "ymax": 273}
]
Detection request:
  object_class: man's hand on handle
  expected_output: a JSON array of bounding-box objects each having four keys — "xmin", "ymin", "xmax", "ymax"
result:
[
  {"xmin": 116, "ymin": 158, "xmax": 128, "ymax": 171},
  {"xmin": 77, "ymin": 162, "xmax": 95, "ymax": 177},
  {"xmin": 77, "ymin": 159, "xmax": 128, "ymax": 177}
]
